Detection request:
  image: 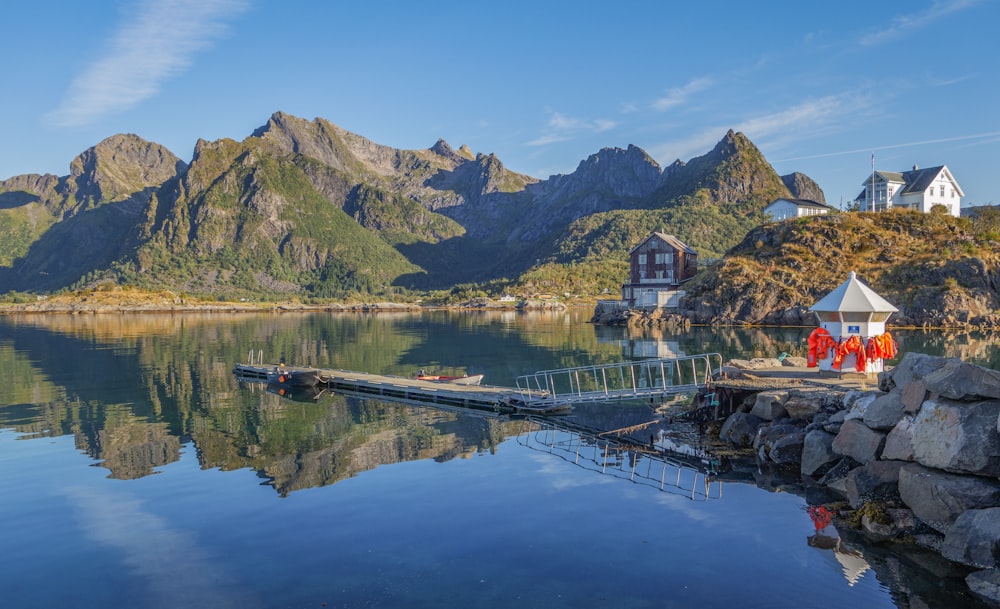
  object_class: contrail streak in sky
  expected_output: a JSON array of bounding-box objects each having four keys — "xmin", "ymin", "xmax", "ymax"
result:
[{"xmin": 773, "ymin": 131, "xmax": 1000, "ymax": 163}]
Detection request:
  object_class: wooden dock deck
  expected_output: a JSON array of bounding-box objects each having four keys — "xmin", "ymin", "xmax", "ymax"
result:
[{"xmin": 234, "ymin": 364, "xmax": 562, "ymax": 414}]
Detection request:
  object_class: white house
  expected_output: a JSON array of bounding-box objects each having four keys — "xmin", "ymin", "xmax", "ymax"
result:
[
  {"xmin": 763, "ymin": 198, "xmax": 834, "ymax": 221},
  {"xmin": 855, "ymin": 165, "xmax": 963, "ymax": 217}
]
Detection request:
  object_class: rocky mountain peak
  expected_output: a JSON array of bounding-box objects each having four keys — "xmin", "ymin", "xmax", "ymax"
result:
[
  {"xmin": 69, "ymin": 134, "xmax": 184, "ymax": 204},
  {"xmin": 457, "ymin": 144, "xmax": 474, "ymax": 160},
  {"xmin": 554, "ymin": 144, "xmax": 663, "ymax": 198},
  {"xmin": 429, "ymin": 139, "xmax": 467, "ymax": 164},
  {"xmin": 781, "ymin": 172, "xmax": 827, "ymax": 205}
]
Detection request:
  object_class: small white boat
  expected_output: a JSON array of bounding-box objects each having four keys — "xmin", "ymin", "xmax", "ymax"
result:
[{"xmin": 416, "ymin": 373, "xmax": 484, "ymax": 386}]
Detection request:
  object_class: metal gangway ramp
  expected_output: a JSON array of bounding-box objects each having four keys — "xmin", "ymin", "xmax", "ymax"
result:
[{"xmin": 512, "ymin": 353, "xmax": 722, "ymax": 409}]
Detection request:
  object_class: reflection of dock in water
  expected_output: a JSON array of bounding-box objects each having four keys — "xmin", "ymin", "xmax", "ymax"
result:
[
  {"xmin": 239, "ymin": 362, "xmax": 724, "ymax": 500},
  {"xmin": 515, "ymin": 416, "xmax": 723, "ymax": 501}
]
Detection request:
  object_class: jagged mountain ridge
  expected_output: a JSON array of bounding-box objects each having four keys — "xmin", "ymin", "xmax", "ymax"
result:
[{"xmin": 0, "ymin": 112, "xmax": 807, "ymax": 296}]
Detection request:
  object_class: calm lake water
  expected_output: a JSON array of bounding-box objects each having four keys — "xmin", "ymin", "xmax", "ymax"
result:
[{"xmin": 1, "ymin": 309, "xmax": 996, "ymax": 609}]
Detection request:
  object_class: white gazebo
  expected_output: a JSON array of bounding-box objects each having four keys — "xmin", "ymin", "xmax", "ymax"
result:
[{"xmin": 809, "ymin": 271, "xmax": 898, "ymax": 373}]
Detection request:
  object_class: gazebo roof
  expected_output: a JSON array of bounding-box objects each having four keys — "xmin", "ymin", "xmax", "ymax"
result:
[{"xmin": 810, "ymin": 271, "xmax": 899, "ymax": 313}]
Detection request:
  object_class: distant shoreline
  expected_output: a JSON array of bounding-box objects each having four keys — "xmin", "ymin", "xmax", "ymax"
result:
[{"xmin": 0, "ymin": 297, "xmax": 577, "ymax": 315}]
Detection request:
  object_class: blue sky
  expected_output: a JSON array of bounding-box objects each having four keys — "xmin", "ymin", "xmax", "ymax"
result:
[{"xmin": 3, "ymin": 0, "xmax": 998, "ymax": 206}]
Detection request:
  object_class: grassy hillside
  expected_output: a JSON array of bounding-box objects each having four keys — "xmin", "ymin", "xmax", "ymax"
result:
[
  {"xmin": 685, "ymin": 208, "xmax": 1000, "ymax": 325},
  {"xmin": 123, "ymin": 144, "xmax": 422, "ymax": 299}
]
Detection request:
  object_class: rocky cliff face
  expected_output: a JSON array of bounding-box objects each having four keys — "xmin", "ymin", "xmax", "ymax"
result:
[
  {"xmin": 69, "ymin": 134, "xmax": 186, "ymax": 207},
  {"xmin": 781, "ymin": 172, "xmax": 827, "ymax": 205}
]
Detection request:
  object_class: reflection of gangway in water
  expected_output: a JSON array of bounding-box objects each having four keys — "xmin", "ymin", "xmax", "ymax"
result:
[
  {"xmin": 516, "ymin": 416, "xmax": 723, "ymax": 501},
  {"xmin": 510, "ymin": 353, "xmax": 723, "ymax": 411}
]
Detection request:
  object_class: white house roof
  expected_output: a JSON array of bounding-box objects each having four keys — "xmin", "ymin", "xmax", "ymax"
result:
[
  {"xmin": 858, "ymin": 165, "xmax": 965, "ymax": 198},
  {"xmin": 809, "ymin": 271, "xmax": 898, "ymax": 313},
  {"xmin": 764, "ymin": 198, "xmax": 834, "ymax": 211}
]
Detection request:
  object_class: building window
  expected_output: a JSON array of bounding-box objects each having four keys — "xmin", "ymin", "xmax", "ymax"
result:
[{"xmin": 655, "ymin": 252, "xmax": 665, "ymax": 264}]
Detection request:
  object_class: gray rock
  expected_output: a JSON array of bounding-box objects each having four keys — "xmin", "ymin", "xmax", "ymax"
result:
[
  {"xmin": 901, "ymin": 380, "xmax": 928, "ymax": 413},
  {"xmin": 822, "ymin": 422, "xmax": 843, "ymax": 435},
  {"xmin": 769, "ymin": 432, "xmax": 806, "ymax": 465},
  {"xmin": 888, "ymin": 352, "xmax": 960, "ymax": 389},
  {"xmin": 942, "ymin": 507, "xmax": 1000, "ymax": 568},
  {"xmin": 887, "ymin": 508, "xmax": 916, "ymax": 532},
  {"xmin": 817, "ymin": 458, "xmax": 854, "ymax": 497},
  {"xmin": 923, "ymin": 360, "xmax": 1000, "ymax": 401},
  {"xmin": 898, "ymin": 463, "xmax": 1000, "ymax": 533},
  {"xmin": 782, "ymin": 356, "xmax": 808, "ymax": 367},
  {"xmin": 911, "ymin": 398, "xmax": 1000, "ymax": 476},
  {"xmin": 882, "ymin": 416, "xmax": 915, "ymax": 462},
  {"xmin": 863, "ymin": 391, "xmax": 906, "ymax": 431},
  {"xmin": 719, "ymin": 413, "xmax": 764, "ymax": 448},
  {"xmin": 845, "ymin": 460, "xmax": 903, "ymax": 508},
  {"xmin": 832, "ymin": 419, "xmax": 886, "ymax": 465},
  {"xmin": 801, "ymin": 429, "xmax": 838, "ymax": 477},
  {"xmin": 784, "ymin": 393, "xmax": 824, "ymax": 421},
  {"xmin": 753, "ymin": 422, "xmax": 804, "ymax": 452},
  {"xmin": 967, "ymin": 569, "xmax": 1000, "ymax": 606},
  {"xmin": 843, "ymin": 391, "xmax": 880, "ymax": 421},
  {"xmin": 862, "ymin": 513, "xmax": 895, "ymax": 540},
  {"xmin": 750, "ymin": 391, "xmax": 789, "ymax": 421},
  {"xmin": 828, "ymin": 411, "xmax": 847, "ymax": 424}
]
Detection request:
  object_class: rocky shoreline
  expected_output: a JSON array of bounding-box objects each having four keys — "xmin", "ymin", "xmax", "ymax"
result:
[{"xmin": 714, "ymin": 352, "xmax": 1000, "ymax": 605}]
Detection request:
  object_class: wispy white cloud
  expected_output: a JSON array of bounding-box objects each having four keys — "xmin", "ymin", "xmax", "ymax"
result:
[
  {"xmin": 650, "ymin": 94, "xmax": 864, "ymax": 163},
  {"xmin": 651, "ymin": 77, "xmax": 714, "ymax": 112},
  {"xmin": 527, "ymin": 110, "xmax": 617, "ymax": 147},
  {"xmin": 47, "ymin": 0, "xmax": 251, "ymax": 127},
  {"xmin": 859, "ymin": 0, "xmax": 981, "ymax": 46}
]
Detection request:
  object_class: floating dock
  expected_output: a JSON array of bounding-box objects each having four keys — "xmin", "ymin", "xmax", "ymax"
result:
[
  {"xmin": 234, "ymin": 353, "xmax": 722, "ymax": 415},
  {"xmin": 234, "ymin": 363, "xmax": 563, "ymax": 414}
]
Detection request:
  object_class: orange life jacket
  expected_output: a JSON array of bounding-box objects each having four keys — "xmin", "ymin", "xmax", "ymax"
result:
[
  {"xmin": 833, "ymin": 335, "xmax": 866, "ymax": 372},
  {"xmin": 807, "ymin": 327, "xmax": 836, "ymax": 367},
  {"xmin": 806, "ymin": 328, "xmax": 833, "ymax": 368}
]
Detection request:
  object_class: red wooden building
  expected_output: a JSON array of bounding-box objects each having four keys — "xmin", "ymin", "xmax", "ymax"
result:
[{"xmin": 621, "ymin": 232, "xmax": 698, "ymax": 308}]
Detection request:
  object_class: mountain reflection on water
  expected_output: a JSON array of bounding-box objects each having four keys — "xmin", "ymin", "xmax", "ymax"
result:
[{"xmin": 1, "ymin": 311, "xmax": 997, "ymax": 609}]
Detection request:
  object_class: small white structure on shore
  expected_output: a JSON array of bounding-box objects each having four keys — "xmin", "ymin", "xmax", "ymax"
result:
[{"xmin": 808, "ymin": 271, "xmax": 899, "ymax": 374}]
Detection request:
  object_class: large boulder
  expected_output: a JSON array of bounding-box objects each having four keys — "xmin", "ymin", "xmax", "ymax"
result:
[
  {"xmin": 886, "ymin": 352, "xmax": 959, "ymax": 390},
  {"xmin": 967, "ymin": 569, "xmax": 1000, "ymax": 606},
  {"xmin": 750, "ymin": 391, "xmax": 789, "ymax": 421},
  {"xmin": 832, "ymin": 419, "xmax": 886, "ymax": 465},
  {"xmin": 784, "ymin": 393, "xmax": 824, "ymax": 421},
  {"xmin": 845, "ymin": 460, "xmax": 904, "ymax": 509},
  {"xmin": 898, "ymin": 463, "xmax": 1000, "ymax": 533},
  {"xmin": 911, "ymin": 398, "xmax": 1000, "ymax": 476},
  {"xmin": 863, "ymin": 391, "xmax": 906, "ymax": 431},
  {"xmin": 801, "ymin": 429, "xmax": 838, "ymax": 477},
  {"xmin": 942, "ymin": 508, "xmax": 1000, "ymax": 568},
  {"xmin": 719, "ymin": 413, "xmax": 764, "ymax": 448},
  {"xmin": 769, "ymin": 432, "xmax": 806, "ymax": 466},
  {"xmin": 923, "ymin": 360, "xmax": 1000, "ymax": 401}
]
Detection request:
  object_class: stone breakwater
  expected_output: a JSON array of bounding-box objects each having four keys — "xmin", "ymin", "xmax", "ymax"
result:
[{"xmin": 718, "ymin": 352, "xmax": 1000, "ymax": 605}]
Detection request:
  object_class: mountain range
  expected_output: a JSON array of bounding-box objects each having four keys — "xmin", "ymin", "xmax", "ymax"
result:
[{"xmin": 0, "ymin": 111, "xmax": 808, "ymax": 298}]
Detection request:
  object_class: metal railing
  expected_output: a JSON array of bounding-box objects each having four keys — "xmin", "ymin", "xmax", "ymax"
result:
[{"xmin": 513, "ymin": 353, "xmax": 722, "ymax": 408}]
